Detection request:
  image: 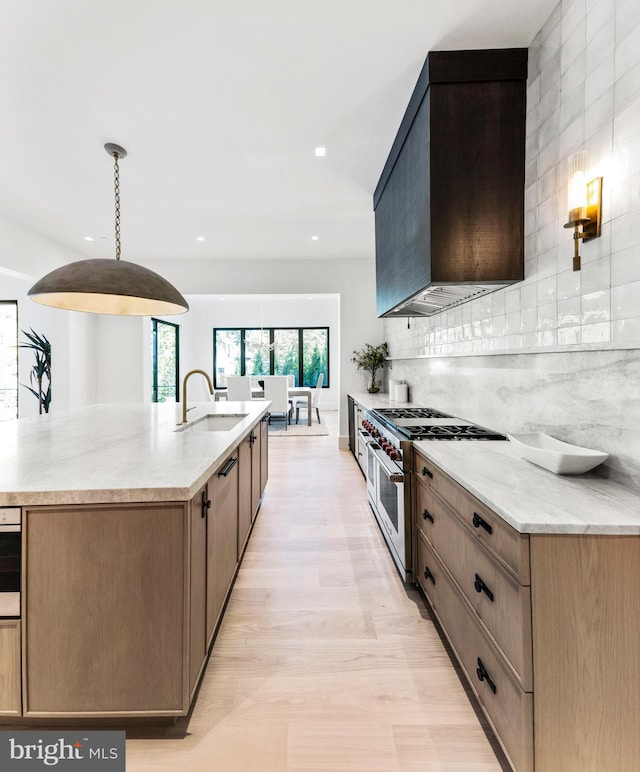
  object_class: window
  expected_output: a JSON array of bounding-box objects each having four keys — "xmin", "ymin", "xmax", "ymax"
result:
[
  {"xmin": 213, "ymin": 327, "xmax": 329, "ymax": 389},
  {"xmin": 152, "ymin": 319, "xmax": 179, "ymax": 402},
  {"xmin": 0, "ymin": 302, "xmax": 18, "ymax": 421}
]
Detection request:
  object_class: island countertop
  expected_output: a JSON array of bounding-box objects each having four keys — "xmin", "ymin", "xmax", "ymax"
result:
[{"xmin": 0, "ymin": 401, "xmax": 269, "ymax": 506}]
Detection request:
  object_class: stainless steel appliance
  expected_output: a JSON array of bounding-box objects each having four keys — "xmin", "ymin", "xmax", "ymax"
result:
[
  {"xmin": 362, "ymin": 407, "xmax": 506, "ymax": 582},
  {"xmin": 0, "ymin": 507, "xmax": 21, "ymax": 618}
]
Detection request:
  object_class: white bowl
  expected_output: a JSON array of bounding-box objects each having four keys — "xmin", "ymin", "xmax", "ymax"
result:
[{"xmin": 507, "ymin": 433, "xmax": 609, "ymax": 475}]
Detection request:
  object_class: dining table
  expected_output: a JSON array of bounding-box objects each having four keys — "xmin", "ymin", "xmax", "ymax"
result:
[{"xmin": 215, "ymin": 386, "xmax": 313, "ymax": 426}]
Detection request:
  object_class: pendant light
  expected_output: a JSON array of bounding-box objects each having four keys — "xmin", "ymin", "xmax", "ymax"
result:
[{"xmin": 28, "ymin": 143, "xmax": 189, "ymax": 315}]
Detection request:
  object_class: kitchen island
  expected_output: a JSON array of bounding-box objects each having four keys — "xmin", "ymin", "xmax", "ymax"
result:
[{"xmin": 0, "ymin": 401, "xmax": 270, "ymax": 722}]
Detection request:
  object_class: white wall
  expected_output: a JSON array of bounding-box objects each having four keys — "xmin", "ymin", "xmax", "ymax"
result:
[
  {"xmin": 94, "ymin": 316, "xmax": 145, "ymax": 403},
  {"xmin": 0, "ymin": 265, "xmax": 96, "ymax": 418}
]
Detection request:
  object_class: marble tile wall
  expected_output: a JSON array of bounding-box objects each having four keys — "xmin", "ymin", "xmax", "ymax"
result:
[
  {"xmin": 384, "ymin": 0, "xmax": 640, "ymax": 358},
  {"xmin": 382, "ymin": 0, "xmax": 640, "ymax": 488}
]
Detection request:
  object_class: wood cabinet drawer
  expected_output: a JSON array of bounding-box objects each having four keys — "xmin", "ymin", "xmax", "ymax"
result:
[
  {"xmin": 415, "ymin": 482, "xmax": 532, "ymax": 689},
  {"xmin": 0, "ymin": 621, "xmax": 21, "ymax": 715},
  {"xmin": 416, "ymin": 532, "xmax": 533, "ymax": 772},
  {"xmin": 414, "ymin": 450, "xmax": 530, "ymax": 583}
]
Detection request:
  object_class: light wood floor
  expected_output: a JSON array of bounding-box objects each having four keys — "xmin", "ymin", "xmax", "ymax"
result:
[{"xmin": 126, "ymin": 412, "xmax": 507, "ymax": 771}]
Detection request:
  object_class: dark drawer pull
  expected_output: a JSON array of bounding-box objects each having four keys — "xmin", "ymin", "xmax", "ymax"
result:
[
  {"xmin": 423, "ymin": 566, "xmax": 436, "ymax": 585},
  {"xmin": 422, "ymin": 466, "xmax": 433, "ymax": 479},
  {"xmin": 476, "ymin": 657, "xmax": 497, "ymax": 694},
  {"xmin": 422, "ymin": 509, "xmax": 434, "ymax": 523},
  {"xmin": 472, "ymin": 512, "xmax": 493, "ymax": 535},
  {"xmin": 218, "ymin": 457, "xmax": 239, "ymax": 477},
  {"xmin": 201, "ymin": 490, "xmax": 211, "ymax": 518},
  {"xmin": 473, "ymin": 573, "xmax": 494, "ymax": 602}
]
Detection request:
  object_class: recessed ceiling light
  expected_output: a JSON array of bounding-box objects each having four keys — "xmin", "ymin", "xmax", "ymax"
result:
[
  {"xmin": 314, "ymin": 147, "xmax": 326, "ymax": 157},
  {"xmin": 83, "ymin": 236, "xmax": 94, "ymax": 241},
  {"xmin": 311, "ymin": 235, "xmax": 319, "ymax": 241},
  {"xmin": 196, "ymin": 236, "xmax": 205, "ymax": 242}
]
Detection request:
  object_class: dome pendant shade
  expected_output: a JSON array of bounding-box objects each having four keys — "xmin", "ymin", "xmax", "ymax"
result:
[
  {"xmin": 28, "ymin": 258, "xmax": 189, "ymax": 315},
  {"xmin": 28, "ymin": 141, "xmax": 189, "ymax": 315}
]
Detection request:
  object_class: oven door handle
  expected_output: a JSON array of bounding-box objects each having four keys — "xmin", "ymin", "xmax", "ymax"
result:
[{"xmin": 370, "ymin": 444, "xmax": 405, "ymax": 483}]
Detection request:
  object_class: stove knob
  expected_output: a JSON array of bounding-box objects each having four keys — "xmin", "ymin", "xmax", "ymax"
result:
[{"xmin": 389, "ymin": 450, "xmax": 399, "ymax": 460}]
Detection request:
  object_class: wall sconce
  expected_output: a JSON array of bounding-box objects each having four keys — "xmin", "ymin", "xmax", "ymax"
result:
[{"xmin": 563, "ymin": 151, "xmax": 602, "ymax": 271}]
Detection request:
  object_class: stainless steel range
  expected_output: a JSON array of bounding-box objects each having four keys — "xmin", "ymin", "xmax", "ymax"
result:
[{"xmin": 360, "ymin": 406, "xmax": 506, "ymax": 582}]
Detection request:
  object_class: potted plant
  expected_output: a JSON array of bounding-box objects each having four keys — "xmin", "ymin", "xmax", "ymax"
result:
[
  {"xmin": 19, "ymin": 328, "xmax": 52, "ymax": 414},
  {"xmin": 351, "ymin": 342, "xmax": 388, "ymax": 393}
]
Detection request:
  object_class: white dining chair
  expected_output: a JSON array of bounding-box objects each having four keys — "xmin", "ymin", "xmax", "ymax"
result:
[
  {"xmin": 226, "ymin": 376, "xmax": 252, "ymax": 401},
  {"xmin": 263, "ymin": 376, "xmax": 291, "ymax": 429},
  {"xmin": 295, "ymin": 372, "xmax": 323, "ymax": 424}
]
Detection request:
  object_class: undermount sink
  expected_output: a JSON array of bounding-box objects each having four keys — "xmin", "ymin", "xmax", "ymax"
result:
[
  {"xmin": 507, "ymin": 432, "xmax": 609, "ymax": 475},
  {"xmin": 175, "ymin": 413, "xmax": 248, "ymax": 432}
]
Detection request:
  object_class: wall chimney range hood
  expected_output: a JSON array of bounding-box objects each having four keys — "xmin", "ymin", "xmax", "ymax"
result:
[{"xmin": 374, "ymin": 49, "xmax": 528, "ymax": 318}]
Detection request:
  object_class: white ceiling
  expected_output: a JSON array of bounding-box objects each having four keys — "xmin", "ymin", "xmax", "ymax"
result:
[{"xmin": 0, "ymin": 0, "xmax": 556, "ymax": 265}]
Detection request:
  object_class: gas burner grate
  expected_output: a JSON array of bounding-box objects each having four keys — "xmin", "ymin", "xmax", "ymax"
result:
[
  {"xmin": 399, "ymin": 424, "xmax": 507, "ymax": 440},
  {"xmin": 373, "ymin": 407, "xmax": 453, "ymax": 420}
]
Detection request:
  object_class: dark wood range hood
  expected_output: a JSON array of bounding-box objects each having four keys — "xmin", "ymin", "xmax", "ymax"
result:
[{"xmin": 374, "ymin": 49, "xmax": 528, "ymax": 318}]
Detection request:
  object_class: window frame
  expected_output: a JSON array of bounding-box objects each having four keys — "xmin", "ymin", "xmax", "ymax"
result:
[
  {"xmin": 213, "ymin": 326, "xmax": 330, "ymax": 390},
  {"xmin": 0, "ymin": 300, "xmax": 18, "ymax": 420},
  {"xmin": 151, "ymin": 318, "xmax": 180, "ymax": 403}
]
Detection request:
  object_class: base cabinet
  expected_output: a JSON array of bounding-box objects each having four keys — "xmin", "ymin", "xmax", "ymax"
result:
[
  {"xmin": 24, "ymin": 502, "xmax": 187, "ymax": 716},
  {"xmin": 417, "ymin": 532, "xmax": 533, "ymax": 772},
  {"xmin": 0, "ymin": 621, "xmax": 21, "ymax": 716},
  {"xmin": 260, "ymin": 413, "xmax": 269, "ymax": 498},
  {"xmin": 189, "ymin": 483, "xmax": 208, "ymax": 698},
  {"xmin": 238, "ymin": 435, "xmax": 252, "ymax": 558},
  {"xmin": 206, "ymin": 451, "xmax": 239, "ymax": 645},
  {"xmin": 414, "ymin": 448, "xmax": 640, "ymax": 772}
]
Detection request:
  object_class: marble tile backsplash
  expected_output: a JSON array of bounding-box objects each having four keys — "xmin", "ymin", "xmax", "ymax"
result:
[
  {"xmin": 385, "ymin": 349, "xmax": 640, "ymax": 491},
  {"xmin": 384, "ymin": 0, "xmax": 640, "ymax": 360}
]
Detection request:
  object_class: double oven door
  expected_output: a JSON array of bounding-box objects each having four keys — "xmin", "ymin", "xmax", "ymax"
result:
[
  {"xmin": 366, "ymin": 441, "xmax": 410, "ymax": 580},
  {"xmin": 0, "ymin": 508, "xmax": 21, "ymax": 618}
]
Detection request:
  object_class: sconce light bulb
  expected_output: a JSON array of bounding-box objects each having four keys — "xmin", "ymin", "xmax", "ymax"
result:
[{"xmin": 567, "ymin": 151, "xmax": 588, "ymax": 221}]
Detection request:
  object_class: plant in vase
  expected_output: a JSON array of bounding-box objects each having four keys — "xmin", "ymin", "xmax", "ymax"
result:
[
  {"xmin": 19, "ymin": 328, "xmax": 52, "ymax": 414},
  {"xmin": 351, "ymin": 342, "xmax": 388, "ymax": 393}
]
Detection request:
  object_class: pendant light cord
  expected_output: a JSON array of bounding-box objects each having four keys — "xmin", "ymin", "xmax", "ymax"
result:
[{"xmin": 113, "ymin": 152, "xmax": 121, "ymax": 260}]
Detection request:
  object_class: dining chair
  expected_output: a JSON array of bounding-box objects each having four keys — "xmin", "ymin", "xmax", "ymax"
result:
[
  {"xmin": 263, "ymin": 376, "xmax": 291, "ymax": 429},
  {"xmin": 226, "ymin": 376, "xmax": 252, "ymax": 401},
  {"xmin": 295, "ymin": 372, "xmax": 323, "ymax": 424}
]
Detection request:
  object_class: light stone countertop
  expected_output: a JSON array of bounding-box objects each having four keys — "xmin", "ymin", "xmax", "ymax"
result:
[
  {"xmin": 349, "ymin": 392, "xmax": 640, "ymax": 535},
  {"xmin": 0, "ymin": 401, "xmax": 269, "ymax": 507},
  {"xmin": 349, "ymin": 392, "xmax": 414, "ymax": 411},
  {"xmin": 413, "ymin": 440, "xmax": 640, "ymax": 535}
]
